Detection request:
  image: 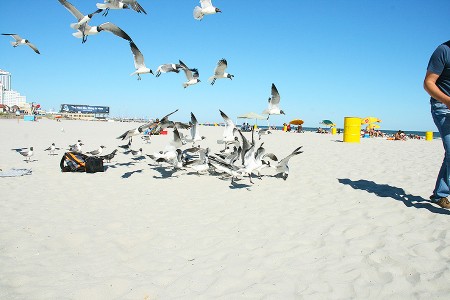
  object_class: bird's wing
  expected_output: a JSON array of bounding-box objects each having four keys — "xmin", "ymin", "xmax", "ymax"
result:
[
  {"xmin": 190, "ymin": 112, "xmax": 199, "ymax": 138},
  {"xmin": 98, "ymin": 22, "xmax": 132, "ymax": 41},
  {"xmin": 200, "ymin": 0, "xmax": 213, "ymax": 8},
  {"xmin": 179, "ymin": 60, "xmax": 194, "ymax": 80},
  {"xmin": 2, "ymin": 34, "xmax": 22, "ymax": 41},
  {"xmin": 122, "ymin": 0, "xmax": 147, "ymax": 14},
  {"xmin": 171, "ymin": 127, "xmax": 183, "ymax": 148},
  {"xmin": 191, "ymin": 69, "xmax": 200, "ymax": 79},
  {"xmin": 158, "ymin": 64, "xmax": 173, "ymax": 73},
  {"xmin": 270, "ymin": 83, "xmax": 280, "ymax": 105},
  {"xmin": 214, "ymin": 59, "xmax": 227, "ymax": 76},
  {"xmin": 58, "ymin": 0, "xmax": 84, "ymax": 20},
  {"xmin": 26, "ymin": 42, "xmax": 40, "ymax": 54},
  {"xmin": 219, "ymin": 110, "xmax": 235, "ymax": 129},
  {"xmin": 117, "ymin": 129, "xmax": 132, "ymax": 140},
  {"xmin": 278, "ymin": 146, "xmax": 303, "ymax": 167},
  {"xmin": 130, "ymin": 42, "xmax": 144, "ymax": 69}
]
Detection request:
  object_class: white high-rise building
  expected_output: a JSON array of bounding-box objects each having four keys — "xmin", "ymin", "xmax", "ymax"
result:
[
  {"xmin": 0, "ymin": 69, "xmax": 27, "ymax": 107},
  {"xmin": 0, "ymin": 69, "xmax": 11, "ymax": 91}
]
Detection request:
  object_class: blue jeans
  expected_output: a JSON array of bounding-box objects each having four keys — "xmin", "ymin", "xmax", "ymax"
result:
[{"xmin": 431, "ymin": 99, "xmax": 450, "ymax": 199}]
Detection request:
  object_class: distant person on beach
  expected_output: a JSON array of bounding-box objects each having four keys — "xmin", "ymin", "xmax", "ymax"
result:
[{"xmin": 424, "ymin": 40, "xmax": 450, "ymax": 208}]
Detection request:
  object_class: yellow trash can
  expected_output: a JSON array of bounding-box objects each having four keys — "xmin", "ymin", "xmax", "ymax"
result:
[
  {"xmin": 331, "ymin": 127, "xmax": 337, "ymax": 135},
  {"xmin": 425, "ymin": 131, "xmax": 433, "ymax": 141},
  {"xmin": 343, "ymin": 117, "xmax": 361, "ymax": 143}
]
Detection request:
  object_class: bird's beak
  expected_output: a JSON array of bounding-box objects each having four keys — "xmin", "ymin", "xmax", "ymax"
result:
[{"xmin": 216, "ymin": 8, "xmax": 222, "ymax": 13}]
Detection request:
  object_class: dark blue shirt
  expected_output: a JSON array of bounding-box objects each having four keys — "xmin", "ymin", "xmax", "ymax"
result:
[{"xmin": 428, "ymin": 41, "xmax": 450, "ymax": 103}]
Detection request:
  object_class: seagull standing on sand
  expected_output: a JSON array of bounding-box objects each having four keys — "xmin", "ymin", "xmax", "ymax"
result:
[
  {"xmin": 100, "ymin": 149, "xmax": 118, "ymax": 163},
  {"xmin": 262, "ymin": 83, "xmax": 285, "ymax": 116},
  {"xmin": 155, "ymin": 63, "xmax": 182, "ymax": 77},
  {"xmin": 209, "ymin": 59, "xmax": 233, "ymax": 85},
  {"xmin": 19, "ymin": 147, "xmax": 34, "ymax": 162},
  {"xmin": 58, "ymin": 0, "xmax": 103, "ymax": 43},
  {"xmin": 71, "ymin": 22, "xmax": 132, "ymax": 42},
  {"xmin": 86, "ymin": 145, "xmax": 106, "ymax": 156},
  {"xmin": 2, "ymin": 34, "xmax": 40, "ymax": 54},
  {"xmin": 129, "ymin": 41, "xmax": 154, "ymax": 80},
  {"xmin": 69, "ymin": 141, "xmax": 83, "ymax": 152},
  {"xmin": 44, "ymin": 143, "xmax": 60, "ymax": 155},
  {"xmin": 179, "ymin": 60, "xmax": 200, "ymax": 88},
  {"xmin": 193, "ymin": 0, "xmax": 221, "ymax": 20}
]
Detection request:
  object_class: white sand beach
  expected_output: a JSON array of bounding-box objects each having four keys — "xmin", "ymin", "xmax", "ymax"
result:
[{"xmin": 1, "ymin": 118, "xmax": 450, "ymax": 299}]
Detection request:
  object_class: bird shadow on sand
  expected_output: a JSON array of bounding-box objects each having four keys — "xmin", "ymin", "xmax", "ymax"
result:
[
  {"xmin": 150, "ymin": 166, "xmax": 181, "ymax": 179},
  {"xmin": 113, "ymin": 162, "xmax": 136, "ymax": 167},
  {"xmin": 132, "ymin": 156, "xmax": 146, "ymax": 161},
  {"xmin": 229, "ymin": 180, "xmax": 252, "ymax": 190},
  {"xmin": 338, "ymin": 178, "xmax": 450, "ymax": 215},
  {"xmin": 121, "ymin": 169, "xmax": 143, "ymax": 179}
]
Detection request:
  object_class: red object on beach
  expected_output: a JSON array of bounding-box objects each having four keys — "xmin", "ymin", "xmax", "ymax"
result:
[{"xmin": 160, "ymin": 130, "xmax": 168, "ymax": 135}]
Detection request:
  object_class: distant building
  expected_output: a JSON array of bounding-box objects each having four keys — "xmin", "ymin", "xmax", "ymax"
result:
[
  {"xmin": 2, "ymin": 90, "xmax": 26, "ymax": 107},
  {"xmin": 0, "ymin": 69, "xmax": 11, "ymax": 91},
  {"xmin": 0, "ymin": 69, "xmax": 27, "ymax": 107}
]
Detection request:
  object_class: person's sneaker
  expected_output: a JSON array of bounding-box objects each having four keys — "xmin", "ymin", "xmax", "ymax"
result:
[{"xmin": 436, "ymin": 197, "xmax": 450, "ymax": 209}]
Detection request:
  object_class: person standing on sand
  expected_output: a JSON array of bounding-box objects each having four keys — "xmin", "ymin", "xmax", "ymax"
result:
[{"xmin": 424, "ymin": 40, "xmax": 450, "ymax": 209}]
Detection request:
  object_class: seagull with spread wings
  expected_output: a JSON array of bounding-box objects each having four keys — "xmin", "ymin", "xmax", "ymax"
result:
[
  {"xmin": 97, "ymin": 0, "xmax": 147, "ymax": 15},
  {"xmin": 71, "ymin": 22, "xmax": 132, "ymax": 42},
  {"xmin": 262, "ymin": 83, "xmax": 285, "ymax": 115},
  {"xmin": 129, "ymin": 41, "xmax": 154, "ymax": 80},
  {"xmin": 193, "ymin": 0, "xmax": 221, "ymax": 20},
  {"xmin": 2, "ymin": 34, "xmax": 40, "ymax": 54},
  {"xmin": 155, "ymin": 63, "xmax": 183, "ymax": 77},
  {"xmin": 179, "ymin": 60, "xmax": 200, "ymax": 88},
  {"xmin": 58, "ymin": 0, "xmax": 103, "ymax": 43},
  {"xmin": 209, "ymin": 58, "xmax": 234, "ymax": 85}
]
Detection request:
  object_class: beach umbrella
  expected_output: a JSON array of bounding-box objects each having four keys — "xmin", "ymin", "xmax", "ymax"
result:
[
  {"xmin": 320, "ymin": 119, "xmax": 335, "ymax": 127},
  {"xmin": 361, "ymin": 117, "xmax": 381, "ymax": 125},
  {"xmin": 289, "ymin": 119, "xmax": 304, "ymax": 125},
  {"xmin": 366, "ymin": 123, "xmax": 380, "ymax": 130}
]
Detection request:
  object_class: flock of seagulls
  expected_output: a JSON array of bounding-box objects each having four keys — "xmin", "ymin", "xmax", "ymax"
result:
[
  {"xmin": 113, "ymin": 109, "xmax": 302, "ymax": 183},
  {"xmin": 6, "ymin": 0, "xmax": 298, "ymax": 182},
  {"xmin": 10, "ymin": 105, "xmax": 300, "ymax": 184},
  {"xmin": 2, "ymin": 0, "xmax": 228, "ymax": 87}
]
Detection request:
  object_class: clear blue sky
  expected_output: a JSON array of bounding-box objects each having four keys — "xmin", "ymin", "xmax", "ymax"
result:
[{"xmin": 1, "ymin": 0, "xmax": 450, "ymax": 131}]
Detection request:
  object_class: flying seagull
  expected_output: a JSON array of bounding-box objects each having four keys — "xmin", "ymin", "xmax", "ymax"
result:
[
  {"xmin": 209, "ymin": 58, "xmax": 233, "ymax": 85},
  {"xmin": 186, "ymin": 112, "xmax": 205, "ymax": 146},
  {"xmin": 97, "ymin": 0, "xmax": 147, "ymax": 15},
  {"xmin": 179, "ymin": 60, "xmax": 200, "ymax": 88},
  {"xmin": 121, "ymin": 0, "xmax": 147, "ymax": 14},
  {"xmin": 58, "ymin": 0, "xmax": 103, "ymax": 43},
  {"xmin": 262, "ymin": 83, "xmax": 285, "ymax": 115},
  {"xmin": 2, "ymin": 34, "xmax": 40, "ymax": 54},
  {"xmin": 71, "ymin": 22, "xmax": 132, "ymax": 42},
  {"xmin": 155, "ymin": 63, "xmax": 182, "ymax": 77},
  {"xmin": 193, "ymin": 0, "xmax": 221, "ymax": 20},
  {"xmin": 130, "ymin": 41, "xmax": 153, "ymax": 80}
]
